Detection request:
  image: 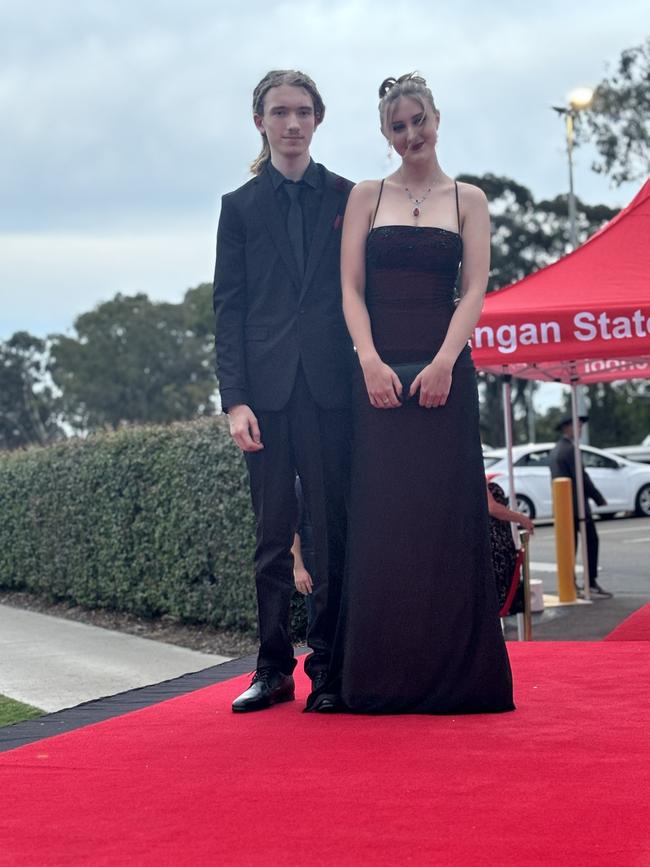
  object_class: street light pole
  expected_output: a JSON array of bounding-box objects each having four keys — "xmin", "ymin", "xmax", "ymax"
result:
[
  {"xmin": 565, "ymin": 110, "xmax": 578, "ymax": 249},
  {"xmin": 552, "ymin": 86, "xmax": 594, "ymax": 443},
  {"xmin": 553, "ymin": 87, "xmax": 595, "ymax": 602},
  {"xmin": 552, "ymin": 86, "xmax": 594, "ymax": 251}
]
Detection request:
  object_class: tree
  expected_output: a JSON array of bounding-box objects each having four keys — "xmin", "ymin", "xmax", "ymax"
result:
[
  {"xmin": 0, "ymin": 331, "xmax": 63, "ymax": 449},
  {"xmin": 457, "ymin": 174, "xmax": 617, "ymax": 446},
  {"xmin": 50, "ymin": 290, "xmax": 217, "ymax": 431},
  {"xmin": 576, "ymin": 37, "xmax": 650, "ymax": 185},
  {"xmin": 587, "ymin": 382, "xmax": 650, "ymax": 448},
  {"xmin": 181, "ymin": 282, "xmax": 214, "ymax": 339},
  {"xmin": 521, "ymin": 384, "xmax": 650, "ymax": 449},
  {"xmin": 535, "ymin": 401, "xmax": 571, "ymax": 445}
]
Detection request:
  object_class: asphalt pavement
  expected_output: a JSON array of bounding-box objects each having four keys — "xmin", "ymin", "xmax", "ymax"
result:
[{"xmin": 503, "ymin": 514, "xmax": 650, "ymax": 640}]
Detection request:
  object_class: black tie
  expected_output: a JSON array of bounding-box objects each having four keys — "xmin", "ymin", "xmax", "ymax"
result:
[{"xmin": 285, "ymin": 181, "xmax": 305, "ymax": 277}]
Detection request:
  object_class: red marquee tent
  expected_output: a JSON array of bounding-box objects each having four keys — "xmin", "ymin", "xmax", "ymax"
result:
[
  {"xmin": 472, "ymin": 179, "xmax": 650, "ymax": 384},
  {"xmin": 471, "ymin": 179, "xmax": 650, "ymax": 602}
]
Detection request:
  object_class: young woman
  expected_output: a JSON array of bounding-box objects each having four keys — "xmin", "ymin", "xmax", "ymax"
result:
[{"xmin": 308, "ymin": 74, "xmax": 514, "ymax": 714}]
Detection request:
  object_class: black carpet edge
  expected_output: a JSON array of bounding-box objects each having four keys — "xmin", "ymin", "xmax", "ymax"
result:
[{"xmin": 0, "ymin": 652, "xmax": 261, "ymax": 753}]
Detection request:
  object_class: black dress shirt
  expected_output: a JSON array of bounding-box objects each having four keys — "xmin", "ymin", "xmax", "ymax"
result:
[{"xmin": 266, "ymin": 159, "xmax": 324, "ymax": 257}]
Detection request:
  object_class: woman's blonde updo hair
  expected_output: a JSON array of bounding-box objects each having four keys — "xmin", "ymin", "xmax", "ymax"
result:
[
  {"xmin": 250, "ymin": 69, "xmax": 326, "ymax": 175},
  {"xmin": 378, "ymin": 72, "xmax": 437, "ymax": 138}
]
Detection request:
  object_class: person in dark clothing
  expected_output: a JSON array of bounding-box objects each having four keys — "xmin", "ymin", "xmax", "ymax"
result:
[
  {"xmin": 549, "ymin": 415, "xmax": 613, "ymax": 598},
  {"xmin": 487, "ymin": 481, "xmax": 534, "ymax": 615},
  {"xmin": 213, "ymin": 70, "xmax": 353, "ymax": 713}
]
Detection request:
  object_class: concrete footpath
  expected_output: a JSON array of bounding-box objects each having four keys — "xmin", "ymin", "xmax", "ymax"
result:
[{"xmin": 0, "ymin": 605, "xmax": 229, "ymax": 713}]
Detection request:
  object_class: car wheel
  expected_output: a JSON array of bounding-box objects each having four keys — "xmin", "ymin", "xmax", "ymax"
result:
[
  {"xmin": 516, "ymin": 495, "xmax": 535, "ymax": 520},
  {"xmin": 635, "ymin": 484, "xmax": 650, "ymax": 517}
]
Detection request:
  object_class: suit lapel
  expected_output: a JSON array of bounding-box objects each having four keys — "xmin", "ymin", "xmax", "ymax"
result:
[
  {"xmin": 300, "ymin": 169, "xmax": 344, "ymax": 302},
  {"xmin": 256, "ymin": 171, "xmax": 302, "ymax": 289}
]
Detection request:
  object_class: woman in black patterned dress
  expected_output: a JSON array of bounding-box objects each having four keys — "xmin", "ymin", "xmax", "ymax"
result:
[{"xmin": 487, "ymin": 482, "xmax": 535, "ymax": 614}]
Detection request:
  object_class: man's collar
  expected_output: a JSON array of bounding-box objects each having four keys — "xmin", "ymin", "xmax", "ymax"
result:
[{"xmin": 267, "ymin": 159, "xmax": 321, "ymax": 190}]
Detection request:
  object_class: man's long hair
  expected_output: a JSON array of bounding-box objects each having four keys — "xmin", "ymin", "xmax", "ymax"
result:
[{"xmin": 250, "ymin": 70, "xmax": 325, "ymax": 175}]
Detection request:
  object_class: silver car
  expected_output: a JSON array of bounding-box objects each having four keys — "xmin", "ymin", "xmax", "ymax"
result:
[{"xmin": 484, "ymin": 442, "xmax": 650, "ymax": 520}]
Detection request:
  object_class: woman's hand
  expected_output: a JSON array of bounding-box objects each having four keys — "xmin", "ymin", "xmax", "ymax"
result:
[
  {"xmin": 410, "ymin": 356, "xmax": 453, "ymax": 408},
  {"xmin": 294, "ymin": 565, "xmax": 314, "ymax": 595},
  {"xmin": 361, "ymin": 355, "xmax": 402, "ymax": 409},
  {"xmin": 517, "ymin": 515, "xmax": 535, "ymax": 534}
]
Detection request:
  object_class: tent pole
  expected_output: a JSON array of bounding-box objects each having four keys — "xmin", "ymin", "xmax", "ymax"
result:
[
  {"xmin": 502, "ymin": 375, "xmax": 525, "ymax": 639},
  {"xmin": 570, "ymin": 378, "xmax": 591, "ymax": 602},
  {"xmin": 502, "ymin": 375, "xmax": 518, "ymax": 538}
]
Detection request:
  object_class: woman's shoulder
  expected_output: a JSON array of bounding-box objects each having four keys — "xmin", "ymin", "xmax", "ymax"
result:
[
  {"xmin": 455, "ymin": 180, "xmax": 488, "ymax": 207},
  {"xmin": 345, "ymin": 179, "xmax": 386, "ymax": 212},
  {"xmin": 351, "ymin": 178, "xmax": 385, "ymax": 197}
]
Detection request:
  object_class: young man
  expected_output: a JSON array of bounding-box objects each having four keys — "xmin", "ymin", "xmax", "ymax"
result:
[
  {"xmin": 549, "ymin": 415, "xmax": 612, "ymax": 598},
  {"xmin": 213, "ymin": 70, "xmax": 354, "ymax": 711}
]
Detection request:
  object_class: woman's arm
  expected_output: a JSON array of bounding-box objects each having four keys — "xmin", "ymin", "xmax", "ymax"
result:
[
  {"xmin": 341, "ymin": 181, "xmax": 402, "ymax": 409},
  {"xmin": 291, "ymin": 533, "xmax": 313, "ymax": 595},
  {"xmin": 486, "ymin": 486, "xmax": 535, "ymax": 533},
  {"xmin": 411, "ymin": 183, "xmax": 491, "ymax": 407}
]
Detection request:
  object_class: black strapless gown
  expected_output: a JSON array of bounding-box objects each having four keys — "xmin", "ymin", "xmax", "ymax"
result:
[{"xmin": 314, "ymin": 226, "xmax": 514, "ymax": 714}]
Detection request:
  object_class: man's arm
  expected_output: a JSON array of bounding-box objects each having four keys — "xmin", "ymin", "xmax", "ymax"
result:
[
  {"xmin": 583, "ymin": 471, "xmax": 607, "ymax": 506},
  {"xmin": 562, "ymin": 443, "xmax": 607, "ymax": 507},
  {"xmin": 213, "ymin": 194, "xmax": 249, "ymax": 411},
  {"xmin": 213, "ymin": 194, "xmax": 263, "ymax": 452}
]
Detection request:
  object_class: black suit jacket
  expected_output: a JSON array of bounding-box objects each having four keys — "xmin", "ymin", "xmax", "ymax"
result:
[
  {"xmin": 213, "ymin": 164, "xmax": 354, "ymax": 412},
  {"xmin": 549, "ymin": 436, "xmax": 606, "ymax": 516}
]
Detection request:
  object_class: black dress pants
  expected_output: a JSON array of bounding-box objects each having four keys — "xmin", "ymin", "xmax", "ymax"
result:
[
  {"xmin": 574, "ymin": 514, "xmax": 599, "ymax": 585},
  {"xmin": 245, "ymin": 367, "xmax": 350, "ymax": 678}
]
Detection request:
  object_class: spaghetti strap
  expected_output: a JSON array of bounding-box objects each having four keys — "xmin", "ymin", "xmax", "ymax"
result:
[
  {"xmin": 370, "ymin": 180, "xmax": 385, "ymax": 230},
  {"xmin": 454, "ymin": 181, "xmax": 461, "ymax": 236}
]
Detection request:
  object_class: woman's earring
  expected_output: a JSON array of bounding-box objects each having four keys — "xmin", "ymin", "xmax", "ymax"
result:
[{"xmin": 387, "ymin": 141, "xmax": 393, "ymax": 160}]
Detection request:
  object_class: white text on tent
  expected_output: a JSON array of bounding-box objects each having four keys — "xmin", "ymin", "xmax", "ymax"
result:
[
  {"xmin": 472, "ymin": 321, "xmax": 561, "ymax": 355},
  {"xmin": 473, "ymin": 309, "xmax": 650, "ymax": 355}
]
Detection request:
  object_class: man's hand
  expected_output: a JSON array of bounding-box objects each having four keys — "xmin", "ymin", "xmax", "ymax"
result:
[{"xmin": 227, "ymin": 404, "xmax": 264, "ymax": 452}]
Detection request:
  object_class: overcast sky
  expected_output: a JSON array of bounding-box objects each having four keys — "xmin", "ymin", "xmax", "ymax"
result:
[{"xmin": 1, "ymin": 0, "xmax": 647, "ymax": 342}]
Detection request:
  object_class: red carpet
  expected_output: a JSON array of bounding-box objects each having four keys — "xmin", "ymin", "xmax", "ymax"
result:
[
  {"xmin": 1, "ymin": 642, "xmax": 649, "ymax": 866},
  {"xmin": 604, "ymin": 603, "xmax": 650, "ymax": 641}
]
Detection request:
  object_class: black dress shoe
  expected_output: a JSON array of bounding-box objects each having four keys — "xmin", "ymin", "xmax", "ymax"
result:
[
  {"xmin": 310, "ymin": 670, "xmax": 329, "ymax": 692},
  {"xmin": 306, "ymin": 671, "xmax": 331, "ymax": 710},
  {"xmin": 309, "ymin": 693, "xmax": 338, "ymax": 713},
  {"xmin": 232, "ymin": 669, "xmax": 295, "ymax": 713},
  {"xmin": 590, "ymin": 583, "xmax": 613, "ymax": 599}
]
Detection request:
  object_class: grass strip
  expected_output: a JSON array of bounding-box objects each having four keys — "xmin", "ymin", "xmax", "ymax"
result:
[{"xmin": 0, "ymin": 695, "xmax": 43, "ymax": 726}]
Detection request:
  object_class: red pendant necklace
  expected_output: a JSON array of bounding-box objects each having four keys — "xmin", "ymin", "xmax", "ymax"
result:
[{"xmin": 403, "ymin": 178, "xmax": 435, "ymax": 219}]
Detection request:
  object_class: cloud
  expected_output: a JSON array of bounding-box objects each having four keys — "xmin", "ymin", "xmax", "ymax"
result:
[
  {"xmin": 0, "ymin": 0, "xmax": 643, "ymax": 234},
  {"xmin": 0, "ymin": 226, "xmax": 216, "ymax": 339},
  {"xmin": 0, "ymin": 0, "xmax": 645, "ymax": 340}
]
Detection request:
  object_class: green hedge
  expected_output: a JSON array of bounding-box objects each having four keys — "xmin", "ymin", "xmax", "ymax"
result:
[{"xmin": 0, "ymin": 419, "xmax": 265, "ymax": 631}]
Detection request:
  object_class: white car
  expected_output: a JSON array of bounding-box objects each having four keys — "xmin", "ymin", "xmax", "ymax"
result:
[
  {"xmin": 484, "ymin": 442, "xmax": 650, "ymax": 520},
  {"xmin": 606, "ymin": 435, "xmax": 650, "ymax": 465}
]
